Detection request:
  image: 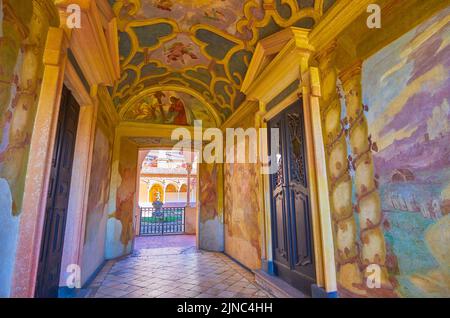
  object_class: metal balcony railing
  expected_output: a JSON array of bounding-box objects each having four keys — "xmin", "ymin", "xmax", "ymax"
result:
[{"xmin": 139, "ymin": 206, "xmax": 185, "ymax": 236}]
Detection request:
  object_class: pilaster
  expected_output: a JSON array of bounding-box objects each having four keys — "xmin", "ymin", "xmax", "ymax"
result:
[
  {"xmin": 316, "ymin": 41, "xmax": 364, "ymax": 296},
  {"xmin": 12, "ymin": 24, "xmax": 69, "ymax": 297},
  {"xmin": 339, "ymin": 61, "xmax": 396, "ymax": 297}
]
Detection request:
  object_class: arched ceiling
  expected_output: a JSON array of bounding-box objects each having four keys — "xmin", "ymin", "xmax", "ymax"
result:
[{"xmin": 108, "ymin": 0, "xmax": 337, "ymax": 123}]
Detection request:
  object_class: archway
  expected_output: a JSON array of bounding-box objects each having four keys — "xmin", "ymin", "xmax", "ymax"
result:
[
  {"xmin": 166, "ymin": 183, "xmax": 177, "ymax": 193},
  {"xmin": 179, "ymin": 184, "xmax": 187, "ymax": 193},
  {"xmin": 149, "ymin": 184, "xmax": 164, "ymax": 203},
  {"xmin": 165, "ymin": 183, "xmax": 178, "ymax": 204},
  {"xmin": 136, "ymin": 149, "xmax": 199, "ymax": 242}
]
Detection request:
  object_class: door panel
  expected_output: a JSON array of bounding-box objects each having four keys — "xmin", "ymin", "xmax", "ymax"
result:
[
  {"xmin": 35, "ymin": 86, "xmax": 79, "ymax": 298},
  {"xmin": 268, "ymin": 101, "xmax": 316, "ymax": 295},
  {"xmin": 269, "ymin": 113, "xmax": 290, "ymax": 268},
  {"xmin": 273, "ymin": 188, "xmax": 289, "ymax": 266}
]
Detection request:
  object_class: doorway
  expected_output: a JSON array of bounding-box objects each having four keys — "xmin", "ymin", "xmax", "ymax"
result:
[
  {"xmin": 268, "ymin": 101, "xmax": 316, "ymax": 295},
  {"xmin": 137, "ymin": 149, "xmax": 198, "ymax": 238},
  {"xmin": 35, "ymin": 86, "xmax": 80, "ymax": 298}
]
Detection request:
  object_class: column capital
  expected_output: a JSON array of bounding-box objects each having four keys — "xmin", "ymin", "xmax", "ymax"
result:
[
  {"xmin": 33, "ymin": 0, "xmax": 60, "ymax": 27},
  {"xmin": 339, "ymin": 60, "xmax": 363, "ymax": 86},
  {"xmin": 2, "ymin": 1, "xmax": 30, "ymax": 39},
  {"xmin": 314, "ymin": 40, "xmax": 338, "ymax": 68},
  {"xmin": 42, "ymin": 27, "xmax": 69, "ymax": 66},
  {"xmin": 308, "ymin": 67, "xmax": 322, "ymax": 98},
  {"xmin": 258, "ymin": 100, "xmax": 267, "ymax": 113}
]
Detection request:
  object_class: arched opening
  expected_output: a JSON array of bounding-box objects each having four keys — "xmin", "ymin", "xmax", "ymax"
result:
[
  {"xmin": 135, "ymin": 149, "xmax": 199, "ymax": 252},
  {"xmin": 149, "ymin": 183, "xmax": 164, "ymax": 203},
  {"xmin": 166, "ymin": 183, "xmax": 177, "ymax": 193},
  {"xmin": 165, "ymin": 183, "xmax": 179, "ymax": 204}
]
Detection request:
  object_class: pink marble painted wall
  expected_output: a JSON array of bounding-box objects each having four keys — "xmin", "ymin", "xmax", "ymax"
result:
[
  {"xmin": 81, "ymin": 112, "xmax": 114, "ymax": 284},
  {"xmin": 198, "ymin": 162, "xmax": 224, "ymax": 251},
  {"xmin": 106, "ymin": 137, "xmax": 138, "ymax": 258}
]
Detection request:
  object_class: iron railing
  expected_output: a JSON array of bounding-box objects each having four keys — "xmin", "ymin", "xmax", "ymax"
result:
[{"xmin": 139, "ymin": 206, "xmax": 185, "ymax": 236}]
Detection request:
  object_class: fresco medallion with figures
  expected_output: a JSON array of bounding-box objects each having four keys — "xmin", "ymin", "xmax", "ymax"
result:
[{"xmin": 109, "ymin": 0, "xmax": 337, "ymax": 124}]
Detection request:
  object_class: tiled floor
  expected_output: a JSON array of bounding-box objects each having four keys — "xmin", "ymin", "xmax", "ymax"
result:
[
  {"xmin": 86, "ymin": 235, "xmax": 272, "ymax": 298},
  {"xmin": 133, "ymin": 234, "xmax": 196, "ymax": 250}
]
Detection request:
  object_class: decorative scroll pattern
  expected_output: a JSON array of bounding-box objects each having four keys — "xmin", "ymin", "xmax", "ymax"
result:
[
  {"xmin": 108, "ymin": 0, "xmax": 337, "ymax": 122},
  {"xmin": 287, "ymin": 112, "xmax": 307, "ymax": 186}
]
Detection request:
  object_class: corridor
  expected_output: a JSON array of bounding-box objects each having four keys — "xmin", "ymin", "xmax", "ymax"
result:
[
  {"xmin": 86, "ymin": 236, "xmax": 271, "ymax": 298},
  {"xmin": 1, "ymin": 0, "xmax": 449, "ymax": 300}
]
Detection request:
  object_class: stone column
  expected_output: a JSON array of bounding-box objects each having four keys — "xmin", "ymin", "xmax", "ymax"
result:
[
  {"xmin": 340, "ymin": 61, "xmax": 395, "ymax": 296},
  {"xmin": 316, "ymin": 42, "xmax": 365, "ymax": 296},
  {"xmin": 186, "ymin": 163, "xmax": 192, "ymax": 207}
]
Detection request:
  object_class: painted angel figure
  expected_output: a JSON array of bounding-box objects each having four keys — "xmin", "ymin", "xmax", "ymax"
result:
[{"xmin": 164, "ymin": 42, "xmax": 198, "ymax": 65}]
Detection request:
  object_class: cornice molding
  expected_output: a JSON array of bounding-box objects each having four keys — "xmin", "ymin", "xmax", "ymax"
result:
[
  {"xmin": 241, "ymin": 27, "xmax": 297, "ymax": 93},
  {"xmin": 33, "ymin": 0, "xmax": 60, "ymax": 27},
  {"xmin": 55, "ymin": 0, "xmax": 120, "ymax": 86},
  {"xmin": 2, "ymin": 1, "xmax": 30, "ymax": 39},
  {"xmin": 309, "ymin": 0, "xmax": 375, "ymax": 52},
  {"xmin": 117, "ymin": 122, "xmax": 198, "ymax": 139},
  {"xmin": 339, "ymin": 60, "xmax": 363, "ymax": 85},
  {"xmin": 314, "ymin": 39, "xmax": 337, "ymax": 65},
  {"xmin": 242, "ymin": 28, "xmax": 313, "ymax": 104},
  {"xmin": 220, "ymin": 99, "xmax": 259, "ymax": 130}
]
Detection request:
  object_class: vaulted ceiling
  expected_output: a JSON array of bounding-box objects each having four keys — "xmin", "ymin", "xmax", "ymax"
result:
[{"xmin": 108, "ymin": 0, "xmax": 337, "ymax": 125}]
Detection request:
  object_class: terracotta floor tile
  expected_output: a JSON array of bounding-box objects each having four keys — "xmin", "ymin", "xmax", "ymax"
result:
[{"xmin": 87, "ymin": 236, "xmax": 272, "ymax": 299}]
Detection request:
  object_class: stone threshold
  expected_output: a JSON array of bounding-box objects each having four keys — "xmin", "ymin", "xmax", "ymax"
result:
[{"xmin": 253, "ymin": 270, "xmax": 308, "ymax": 298}]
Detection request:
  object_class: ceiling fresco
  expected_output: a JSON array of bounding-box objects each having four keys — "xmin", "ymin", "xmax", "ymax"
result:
[
  {"xmin": 109, "ymin": 0, "xmax": 337, "ymax": 124},
  {"xmin": 121, "ymin": 90, "xmax": 217, "ymax": 127}
]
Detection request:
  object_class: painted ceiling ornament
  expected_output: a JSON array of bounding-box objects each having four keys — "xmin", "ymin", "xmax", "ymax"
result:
[
  {"xmin": 154, "ymin": 0, "xmax": 174, "ymax": 12},
  {"xmin": 112, "ymin": 0, "xmax": 142, "ymax": 28},
  {"xmin": 164, "ymin": 42, "xmax": 199, "ymax": 65},
  {"xmin": 109, "ymin": 0, "xmax": 338, "ymax": 123}
]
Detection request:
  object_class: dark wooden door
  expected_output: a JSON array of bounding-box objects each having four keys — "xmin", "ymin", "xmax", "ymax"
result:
[
  {"xmin": 35, "ymin": 86, "xmax": 79, "ymax": 298},
  {"xmin": 268, "ymin": 101, "xmax": 316, "ymax": 295}
]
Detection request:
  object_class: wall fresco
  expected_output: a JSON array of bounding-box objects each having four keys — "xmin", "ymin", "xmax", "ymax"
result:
[
  {"xmin": 106, "ymin": 137, "xmax": 138, "ymax": 258},
  {"xmin": 198, "ymin": 162, "xmax": 224, "ymax": 251},
  {"xmin": 0, "ymin": 0, "xmax": 54, "ymax": 297},
  {"xmin": 224, "ymin": 116, "xmax": 261, "ymax": 269},
  {"xmin": 122, "ymin": 90, "xmax": 216, "ymax": 127},
  {"xmin": 81, "ymin": 115, "xmax": 114, "ymax": 284},
  {"xmin": 361, "ymin": 7, "xmax": 450, "ymax": 297}
]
